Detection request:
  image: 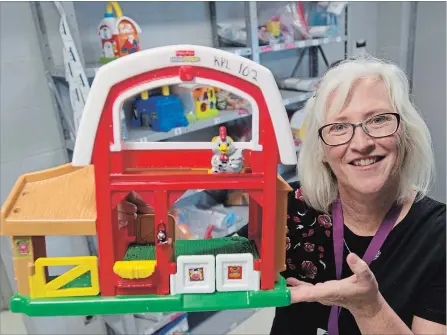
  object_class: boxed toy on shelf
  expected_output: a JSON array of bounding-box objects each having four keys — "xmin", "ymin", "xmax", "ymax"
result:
[{"xmin": 308, "ymin": 1, "xmax": 348, "ymax": 37}]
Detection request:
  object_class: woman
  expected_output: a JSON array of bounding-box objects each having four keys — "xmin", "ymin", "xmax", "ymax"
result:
[
  {"xmin": 270, "ymin": 57, "xmax": 446, "ymax": 334},
  {"xmin": 119, "ymin": 56, "xmax": 445, "ymax": 334}
]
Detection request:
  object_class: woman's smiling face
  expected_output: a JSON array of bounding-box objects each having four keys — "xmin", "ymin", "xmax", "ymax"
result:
[{"xmin": 321, "ymin": 77, "xmax": 401, "ymax": 196}]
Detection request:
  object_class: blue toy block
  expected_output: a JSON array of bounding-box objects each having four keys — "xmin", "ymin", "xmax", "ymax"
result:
[{"xmin": 146, "ymin": 95, "xmax": 189, "ymax": 132}]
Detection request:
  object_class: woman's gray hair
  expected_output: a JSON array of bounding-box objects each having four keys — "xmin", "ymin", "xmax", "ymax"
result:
[{"xmin": 297, "ymin": 55, "xmax": 435, "ymax": 213}]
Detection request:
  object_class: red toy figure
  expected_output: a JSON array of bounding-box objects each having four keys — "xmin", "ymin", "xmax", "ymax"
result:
[
  {"xmin": 219, "ymin": 127, "xmax": 229, "ymax": 162},
  {"xmin": 156, "ymin": 222, "xmax": 168, "ymax": 245}
]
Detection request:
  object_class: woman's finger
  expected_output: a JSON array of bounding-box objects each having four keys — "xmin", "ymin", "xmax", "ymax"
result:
[
  {"xmin": 290, "ymin": 284, "xmax": 317, "ymax": 303},
  {"xmin": 286, "ymin": 277, "xmax": 312, "ymax": 287},
  {"xmin": 290, "ymin": 280, "xmax": 341, "ymax": 304},
  {"xmin": 346, "ymin": 253, "xmax": 374, "ymax": 281}
]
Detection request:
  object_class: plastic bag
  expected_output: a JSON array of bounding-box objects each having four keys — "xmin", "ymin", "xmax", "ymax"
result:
[
  {"xmin": 217, "ymin": 24, "xmax": 248, "ymax": 46},
  {"xmin": 171, "ymin": 204, "xmax": 245, "ymax": 239},
  {"xmin": 279, "ymin": 3, "xmax": 312, "ymax": 40},
  {"xmin": 217, "ymin": 24, "xmax": 271, "ymax": 47}
]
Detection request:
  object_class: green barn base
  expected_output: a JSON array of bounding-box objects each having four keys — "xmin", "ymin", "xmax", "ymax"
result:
[{"xmin": 10, "ymin": 277, "xmax": 291, "ymax": 317}]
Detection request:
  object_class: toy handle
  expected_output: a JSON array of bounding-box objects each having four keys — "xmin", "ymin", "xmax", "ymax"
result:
[{"xmin": 106, "ymin": 1, "xmax": 123, "ymax": 18}]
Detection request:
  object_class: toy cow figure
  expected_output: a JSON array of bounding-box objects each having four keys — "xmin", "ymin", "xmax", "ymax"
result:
[{"xmin": 211, "ymin": 126, "xmax": 244, "ymax": 173}]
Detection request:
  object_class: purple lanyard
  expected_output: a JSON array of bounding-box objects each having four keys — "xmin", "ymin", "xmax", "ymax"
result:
[{"xmin": 327, "ymin": 199, "xmax": 402, "ymax": 335}]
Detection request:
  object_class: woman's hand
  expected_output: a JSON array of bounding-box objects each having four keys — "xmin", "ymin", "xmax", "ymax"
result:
[{"xmin": 288, "ymin": 253, "xmax": 385, "ymax": 318}]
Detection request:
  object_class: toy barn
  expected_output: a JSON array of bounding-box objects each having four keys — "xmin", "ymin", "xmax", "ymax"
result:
[{"xmin": 0, "ymin": 45, "xmax": 297, "ymax": 317}]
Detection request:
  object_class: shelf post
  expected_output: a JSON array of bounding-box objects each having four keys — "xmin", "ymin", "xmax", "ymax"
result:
[
  {"xmin": 245, "ymin": 1, "xmax": 259, "ymax": 63},
  {"xmin": 208, "ymin": 1, "xmax": 220, "ymax": 48},
  {"xmin": 406, "ymin": 2, "xmax": 418, "ymax": 94},
  {"xmin": 309, "ymin": 47, "xmax": 318, "ymax": 77}
]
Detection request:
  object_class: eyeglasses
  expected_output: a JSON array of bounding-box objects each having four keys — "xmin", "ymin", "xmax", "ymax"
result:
[{"xmin": 318, "ymin": 113, "xmax": 401, "ymax": 146}]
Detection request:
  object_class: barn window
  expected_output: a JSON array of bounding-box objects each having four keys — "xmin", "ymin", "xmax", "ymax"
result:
[{"xmin": 110, "ymin": 78, "xmax": 261, "ymax": 153}]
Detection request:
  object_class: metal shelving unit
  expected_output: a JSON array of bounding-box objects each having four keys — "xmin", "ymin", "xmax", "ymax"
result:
[
  {"xmin": 259, "ymin": 35, "xmax": 346, "ymax": 53},
  {"xmin": 280, "ymin": 90, "xmax": 314, "ymax": 106},
  {"xmin": 43, "ymin": 1, "xmax": 348, "ymax": 153}
]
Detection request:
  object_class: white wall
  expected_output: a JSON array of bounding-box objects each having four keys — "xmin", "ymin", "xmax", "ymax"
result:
[
  {"xmin": 0, "ymin": 0, "xmax": 67, "ymax": 283},
  {"xmin": 347, "ymin": 1, "xmax": 378, "ymax": 57},
  {"xmin": 375, "ymin": 1, "xmax": 410, "ymax": 67},
  {"xmin": 412, "ymin": 2, "xmax": 446, "ymax": 203},
  {"xmin": 375, "ymin": 2, "xmax": 446, "ymax": 203}
]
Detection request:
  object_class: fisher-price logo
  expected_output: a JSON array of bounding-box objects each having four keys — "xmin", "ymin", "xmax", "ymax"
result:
[
  {"xmin": 170, "ymin": 50, "xmax": 200, "ymax": 63},
  {"xmin": 176, "ymin": 50, "xmax": 195, "ymax": 56}
]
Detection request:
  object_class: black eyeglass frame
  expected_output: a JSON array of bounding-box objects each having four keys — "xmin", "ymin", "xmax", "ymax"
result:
[{"xmin": 318, "ymin": 112, "xmax": 401, "ymax": 147}]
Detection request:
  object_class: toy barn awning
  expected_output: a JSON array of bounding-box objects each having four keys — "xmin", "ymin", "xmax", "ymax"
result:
[
  {"xmin": 72, "ymin": 44, "xmax": 297, "ymax": 167},
  {"xmin": 0, "ymin": 164, "xmax": 96, "ymax": 236}
]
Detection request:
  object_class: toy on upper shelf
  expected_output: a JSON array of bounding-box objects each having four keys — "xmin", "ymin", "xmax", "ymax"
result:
[
  {"xmin": 98, "ymin": 1, "xmax": 142, "ymax": 64},
  {"xmin": 290, "ymin": 108, "xmax": 306, "ymax": 149},
  {"xmin": 149, "ymin": 86, "xmax": 189, "ymax": 132},
  {"xmin": 172, "ymin": 84, "xmax": 219, "ymax": 122},
  {"xmin": 215, "ymin": 89, "xmax": 249, "ymax": 111},
  {"xmin": 132, "ymin": 86, "xmax": 189, "ymax": 132},
  {"xmin": 265, "ymin": 16, "xmax": 294, "ymax": 44},
  {"xmin": 194, "ymin": 87, "xmax": 218, "ymax": 119},
  {"xmin": 267, "ymin": 18, "xmax": 281, "ymax": 38},
  {"xmin": 130, "ymin": 91, "xmax": 151, "ymax": 128},
  {"xmin": 0, "ymin": 45, "xmax": 297, "ymax": 317},
  {"xmin": 210, "ymin": 126, "xmax": 244, "ymax": 174}
]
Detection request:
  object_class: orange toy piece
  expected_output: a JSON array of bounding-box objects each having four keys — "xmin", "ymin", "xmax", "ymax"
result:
[{"xmin": 0, "ymin": 45, "xmax": 297, "ymax": 317}]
